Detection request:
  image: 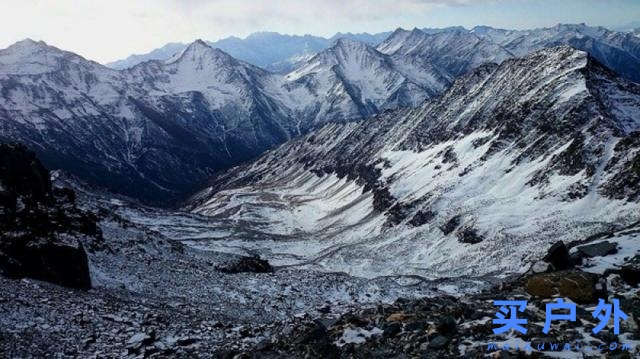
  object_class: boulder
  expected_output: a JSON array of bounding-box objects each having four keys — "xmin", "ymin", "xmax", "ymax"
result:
[
  {"xmin": 1, "ymin": 237, "xmax": 91, "ymax": 290},
  {"xmin": 428, "ymin": 335, "xmax": 448, "ymax": 349},
  {"xmin": 531, "ymin": 261, "xmax": 550, "ymax": 273},
  {"xmin": 543, "ymin": 241, "xmax": 571, "ymax": 270},
  {"xmin": 620, "ymin": 256, "xmax": 640, "ymax": 287},
  {"xmin": 386, "ymin": 312, "xmax": 413, "ymax": 322},
  {"xmin": 576, "ymin": 241, "xmax": 618, "ymax": 258},
  {"xmin": 525, "ymin": 270, "xmax": 599, "ymax": 304},
  {"xmin": 382, "ymin": 322, "xmax": 401, "ymax": 338},
  {"xmin": 437, "ymin": 315, "xmax": 457, "ymax": 336}
]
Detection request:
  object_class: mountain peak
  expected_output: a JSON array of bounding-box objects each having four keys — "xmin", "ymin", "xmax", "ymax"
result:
[
  {"xmin": 189, "ymin": 39, "xmax": 211, "ymax": 49},
  {"xmin": 390, "ymin": 27, "xmax": 410, "ymax": 36},
  {"xmin": 0, "ymin": 38, "xmax": 77, "ymax": 75},
  {"xmin": 2, "ymin": 38, "xmax": 53, "ymax": 55},
  {"xmin": 12, "ymin": 38, "xmax": 48, "ymax": 48},
  {"xmin": 330, "ymin": 38, "xmax": 376, "ymax": 56},
  {"xmin": 166, "ymin": 39, "xmax": 232, "ymax": 65}
]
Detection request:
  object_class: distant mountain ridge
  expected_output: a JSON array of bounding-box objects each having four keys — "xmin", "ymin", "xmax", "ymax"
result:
[
  {"xmin": 105, "ymin": 24, "xmax": 640, "ymax": 84},
  {"xmin": 106, "ymin": 31, "xmax": 392, "ymax": 73}
]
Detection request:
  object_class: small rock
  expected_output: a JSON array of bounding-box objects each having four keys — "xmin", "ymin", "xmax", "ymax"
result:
[
  {"xmin": 577, "ymin": 241, "xmax": 618, "ymax": 258},
  {"xmin": 386, "ymin": 312, "xmax": 412, "ymax": 322},
  {"xmin": 437, "ymin": 316, "xmax": 457, "ymax": 336},
  {"xmin": 405, "ymin": 320, "xmax": 427, "ymax": 332},
  {"xmin": 176, "ymin": 337, "xmax": 198, "ymax": 346},
  {"xmin": 127, "ymin": 332, "xmax": 154, "ymax": 350},
  {"xmin": 216, "ymin": 256, "xmax": 273, "ymax": 274},
  {"xmin": 532, "ymin": 261, "xmax": 550, "ymax": 273},
  {"xmin": 428, "ymin": 335, "xmax": 448, "ymax": 349},
  {"xmin": 382, "ymin": 322, "xmax": 401, "ymax": 338}
]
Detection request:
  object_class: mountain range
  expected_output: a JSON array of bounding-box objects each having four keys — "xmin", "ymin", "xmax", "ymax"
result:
[
  {"xmin": 106, "ymin": 31, "xmax": 393, "ymax": 73},
  {"xmin": 187, "ymin": 46, "xmax": 640, "ymax": 279},
  {"xmin": 106, "ymin": 24, "xmax": 640, "ymax": 83},
  {"xmin": 1, "ymin": 23, "xmax": 639, "ymax": 204},
  {"xmin": 2, "ymin": 20, "xmax": 640, "ymax": 357}
]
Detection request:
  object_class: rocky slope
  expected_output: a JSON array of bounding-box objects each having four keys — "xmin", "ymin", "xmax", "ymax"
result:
[
  {"xmin": 1, "ymin": 203, "xmax": 638, "ymax": 357},
  {"xmin": 0, "ymin": 37, "xmax": 455, "ymax": 204},
  {"xmin": 379, "ymin": 24, "xmax": 640, "ymax": 85},
  {"xmin": 0, "ymin": 39, "xmax": 300, "ymax": 204},
  {"xmin": 471, "ymin": 23, "xmax": 640, "ymax": 83},
  {"xmin": 188, "ymin": 46, "xmax": 640, "ymax": 282}
]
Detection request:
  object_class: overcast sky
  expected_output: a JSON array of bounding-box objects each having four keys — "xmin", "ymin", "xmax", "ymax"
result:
[{"xmin": 1, "ymin": 0, "xmax": 639, "ymax": 64}]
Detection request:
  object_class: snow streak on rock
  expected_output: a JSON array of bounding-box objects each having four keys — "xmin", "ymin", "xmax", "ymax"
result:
[{"xmin": 189, "ymin": 47, "xmax": 640, "ymax": 281}]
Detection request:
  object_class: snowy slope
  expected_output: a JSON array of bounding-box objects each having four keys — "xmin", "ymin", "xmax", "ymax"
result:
[
  {"xmin": 0, "ymin": 37, "xmax": 457, "ymax": 203},
  {"xmin": 3, "ymin": 23, "xmax": 639, "ymax": 204},
  {"xmin": 189, "ymin": 47, "xmax": 640, "ymax": 280},
  {"xmin": 471, "ymin": 23, "xmax": 640, "ymax": 83},
  {"xmin": 0, "ymin": 39, "xmax": 295, "ymax": 204},
  {"xmin": 281, "ymin": 38, "xmax": 447, "ymax": 127}
]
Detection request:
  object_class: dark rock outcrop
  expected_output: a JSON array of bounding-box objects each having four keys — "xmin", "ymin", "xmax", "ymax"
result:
[
  {"xmin": 543, "ymin": 241, "xmax": 572, "ymax": 270},
  {"xmin": 576, "ymin": 241, "xmax": 618, "ymax": 258},
  {"xmin": 0, "ymin": 143, "xmax": 99, "ymax": 289},
  {"xmin": 440, "ymin": 216, "xmax": 461, "ymax": 235},
  {"xmin": 457, "ymin": 227, "xmax": 483, "ymax": 244},
  {"xmin": 620, "ymin": 256, "xmax": 640, "ymax": 287},
  {"xmin": 217, "ymin": 256, "xmax": 274, "ymax": 274}
]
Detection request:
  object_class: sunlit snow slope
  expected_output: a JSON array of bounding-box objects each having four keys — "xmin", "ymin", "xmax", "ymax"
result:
[{"xmin": 188, "ymin": 47, "xmax": 640, "ymax": 280}]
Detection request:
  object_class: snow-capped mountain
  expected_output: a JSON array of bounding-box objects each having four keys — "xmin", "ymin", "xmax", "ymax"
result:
[
  {"xmin": 106, "ymin": 24, "xmax": 640, "ymax": 86},
  {"xmin": 377, "ymin": 27, "xmax": 513, "ymax": 82},
  {"xmin": 0, "ymin": 39, "xmax": 296, "ymax": 204},
  {"xmin": 0, "ymin": 38, "xmax": 451, "ymax": 203},
  {"xmin": 283, "ymin": 38, "xmax": 448, "ymax": 126},
  {"xmin": 3, "ymin": 23, "xmax": 640, "ymax": 204},
  {"xmin": 188, "ymin": 46, "xmax": 640, "ymax": 280},
  {"xmin": 471, "ymin": 23, "xmax": 640, "ymax": 83},
  {"xmin": 103, "ymin": 42, "xmax": 187, "ymax": 70},
  {"xmin": 105, "ymin": 31, "xmax": 394, "ymax": 72},
  {"xmin": 380, "ymin": 24, "xmax": 640, "ymax": 84},
  {"xmin": 328, "ymin": 31, "xmax": 392, "ymax": 46}
]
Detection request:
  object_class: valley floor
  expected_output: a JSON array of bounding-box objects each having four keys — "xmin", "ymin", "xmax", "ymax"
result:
[{"xmin": 1, "ymin": 191, "xmax": 639, "ymax": 358}]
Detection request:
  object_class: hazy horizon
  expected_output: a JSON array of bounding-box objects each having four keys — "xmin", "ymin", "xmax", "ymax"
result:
[{"xmin": 1, "ymin": 0, "xmax": 639, "ymax": 64}]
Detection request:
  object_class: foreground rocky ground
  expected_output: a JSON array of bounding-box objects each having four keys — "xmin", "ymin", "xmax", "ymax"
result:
[
  {"xmin": 1, "ymin": 149, "xmax": 639, "ymax": 358},
  {"xmin": 1, "ymin": 259, "xmax": 639, "ymax": 358}
]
